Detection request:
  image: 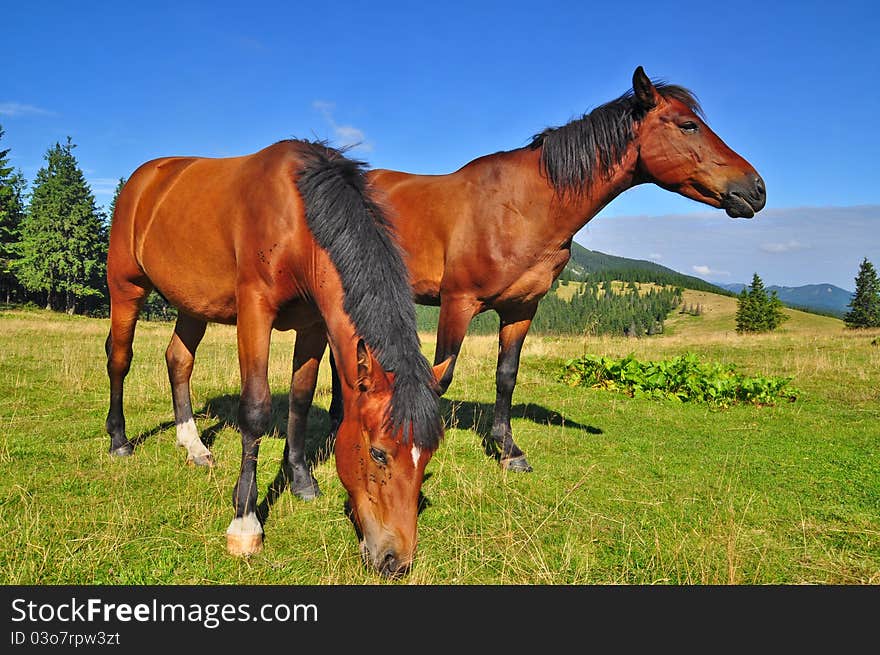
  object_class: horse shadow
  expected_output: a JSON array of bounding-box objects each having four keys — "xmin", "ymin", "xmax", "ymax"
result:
[
  {"xmin": 131, "ymin": 393, "xmax": 335, "ymax": 527},
  {"xmin": 131, "ymin": 393, "xmax": 601, "ymax": 531},
  {"xmin": 440, "ymin": 397, "xmax": 603, "ymax": 460}
]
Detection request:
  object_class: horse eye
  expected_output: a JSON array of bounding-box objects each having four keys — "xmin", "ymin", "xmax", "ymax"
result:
[
  {"xmin": 369, "ymin": 447, "xmax": 387, "ymax": 465},
  {"xmin": 679, "ymin": 121, "xmax": 699, "ymax": 134}
]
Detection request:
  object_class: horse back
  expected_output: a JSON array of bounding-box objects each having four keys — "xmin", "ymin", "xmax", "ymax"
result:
[{"xmin": 108, "ymin": 143, "xmax": 312, "ymax": 323}]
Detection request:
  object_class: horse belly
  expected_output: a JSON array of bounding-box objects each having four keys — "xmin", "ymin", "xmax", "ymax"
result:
[{"xmin": 139, "ymin": 225, "xmax": 239, "ymax": 324}]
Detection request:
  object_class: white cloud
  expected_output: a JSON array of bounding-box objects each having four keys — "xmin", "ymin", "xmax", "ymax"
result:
[
  {"xmin": 759, "ymin": 240, "xmax": 809, "ymax": 253},
  {"xmin": 692, "ymin": 264, "xmax": 730, "ymax": 277},
  {"xmin": 648, "ymin": 252, "xmax": 663, "ymax": 261},
  {"xmin": 312, "ymin": 100, "xmax": 372, "ymax": 153},
  {"xmin": 0, "ymin": 102, "xmax": 54, "ymax": 117},
  {"xmin": 576, "ymin": 205, "xmax": 879, "ymax": 289},
  {"xmin": 89, "ymin": 177, "xmax": 121, "ymax": 197}
]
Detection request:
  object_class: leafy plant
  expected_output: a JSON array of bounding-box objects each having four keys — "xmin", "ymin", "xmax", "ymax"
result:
[{"xmin": 559, "ymin": 352, "xmax": 798, "ymax": 407}]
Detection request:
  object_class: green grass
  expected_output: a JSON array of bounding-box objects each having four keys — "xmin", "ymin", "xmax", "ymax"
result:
[{"xmin": 1, "ymin": 302, "xmax": 878, "ymax": 584}]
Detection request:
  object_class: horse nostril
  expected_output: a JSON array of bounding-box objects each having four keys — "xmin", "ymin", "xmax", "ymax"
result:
[
  {"xmin": 379, "ymin": 550, "xmax": 411, "ymax": 578},
  {"xmin": 382, "ymin": 551, "xmax": 398, "ymax": 572},
  {"xmin": 754, "ymin": 175, "xmax": 766, "ymax": 197}
]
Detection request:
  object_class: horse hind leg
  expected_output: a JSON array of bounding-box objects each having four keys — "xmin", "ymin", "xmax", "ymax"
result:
[
  {"xmin": 165, "ymin": 314, "xmax": 212, "ymax": 467},
  {"xmin": 105, "ymin": 281, "xmax": 151, "ymax": 457},
  {"xmin": 285, "ymin": 327, "xmax": 326, "ymax": 500}
]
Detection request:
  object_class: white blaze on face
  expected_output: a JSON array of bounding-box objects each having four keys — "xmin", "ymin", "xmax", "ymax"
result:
[{"xmin": 411, "ymin": 444, "xmax": 421, "ymax": 468}]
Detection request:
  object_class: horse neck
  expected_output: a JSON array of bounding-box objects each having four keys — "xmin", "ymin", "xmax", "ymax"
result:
[
  {"xmin": 511, "ymin": 144, "xmax": 642, "ymax": 243},
  {"xmin": 545, "ymin": 143, "xmax": 641, "ymax": 238}
]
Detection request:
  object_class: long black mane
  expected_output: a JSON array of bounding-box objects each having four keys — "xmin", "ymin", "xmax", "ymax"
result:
[
  {"xmin": 528, "ymin": 82, "xmax": 703, "ymax": 196},
  {"xmin": 292, "ymin": 140, "xmax": 441, "ymax": 450}
]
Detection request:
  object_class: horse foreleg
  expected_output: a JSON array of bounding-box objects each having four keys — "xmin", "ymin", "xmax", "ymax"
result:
[
  {"xmin": 165, "ymin": 313, "xmax": 210, "ymax": 466},
  {"xmin": 226, "ymin": 298, "xmax": 273, "ymax": 556},
  {"xmin": 285, "ymin": 327, "xmax": 325, "ymax": 501},
  {"xmin": 105, "ymin": 282, "xmax": 150, "ymax": 457},
  {"xmin": 327, "ymin": 349, "xmax": 343, "ymax": 440},
  {"xmin": 433, "ymin": 295, "xmax": 477, "ymax": 395},
  {"xmin": 491, "ymin": 307, "xmax": 537, "ymax": 472}
]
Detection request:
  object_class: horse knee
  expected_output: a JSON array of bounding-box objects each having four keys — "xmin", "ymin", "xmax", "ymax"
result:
[{"xmin": 238, "ymin": 388, "xmax": 271, "ymax": 437}]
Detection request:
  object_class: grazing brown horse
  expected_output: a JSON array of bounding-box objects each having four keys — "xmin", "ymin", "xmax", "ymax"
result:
[
  {"xmin": 105, "ymin": 139, "xmax": 449, "ymax": 577},
  {"xmin": 322, "ymin": 66, "xmax": 766, "ymax": 475}
]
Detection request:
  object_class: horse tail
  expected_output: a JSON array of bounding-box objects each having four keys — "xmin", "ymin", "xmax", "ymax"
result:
[{"xmin": 292, "ymin": 140, "xmax": 442, "ymax": 450}]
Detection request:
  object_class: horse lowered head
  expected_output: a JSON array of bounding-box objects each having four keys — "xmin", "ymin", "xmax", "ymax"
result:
[{"xmin": 335, "ymin": 339, "xmax": 451, "ymax": 578}]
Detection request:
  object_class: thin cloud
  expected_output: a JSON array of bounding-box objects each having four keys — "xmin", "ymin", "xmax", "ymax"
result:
[
  {"xmin": 0, "ymin": 102, "xmax": 54, "ymax": 117},
  {"xmin": 759, "ymin": 240, "xmax": 809, "ymax": 254},
  {"xmin": 89, "ymin": 177, "xmax": 121, "ymax": 197},
  {"xmin": 692, "ymin": 264, "xmax": 730, "ymax": 277},
  {"xmin": 312, "ymin": 100, "xmax": 372, "ymax": 153}
]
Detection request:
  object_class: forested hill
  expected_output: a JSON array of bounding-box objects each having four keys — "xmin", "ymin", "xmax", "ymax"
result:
[{"xmin": 562, "ymin": 241, "xmax": 734, "ymax": 295}]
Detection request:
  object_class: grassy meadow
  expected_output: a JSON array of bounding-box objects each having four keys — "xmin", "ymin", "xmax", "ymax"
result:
[{"xmin": 1, "ymin": 291, "xmax": 878, "ymax": 584}]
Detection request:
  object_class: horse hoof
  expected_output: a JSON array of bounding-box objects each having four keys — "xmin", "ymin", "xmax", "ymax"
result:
[
  {"xmin": 500, "ymin": 455, "xmax": 533, "ymax": 472},
  {"xmin": 291, "ymin": 479, "xmax": 321, "ymax": 502},
  {"xmin": 227, "ymin": 533, "xmax": 263, "ymax": 557},
  {"xmin": 109, "ymin": 442, "xmax": 133, "ymax": 458},
  {"xmin": 186, "ymin": 453, "xmax": 215, "ymax": 468}
]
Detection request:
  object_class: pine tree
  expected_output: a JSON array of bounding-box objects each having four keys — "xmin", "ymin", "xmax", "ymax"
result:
[
  {"xmin": 0, "ymin": 125, "xmax": 27, "ymax": 304},
  {"xmin": 844, "ymin": 258, "xmax": 880, "ymax": 328},
  {"xmin": 16, "ymin": 137, "xmax": 108, "ymax": 314},
  {"xmin": 736, "ymin": 273, "xmax": 787, "ymax": 332},
  {"xmin": 107, "ymin": 176, "xmax": 126, "ymax": 221}
]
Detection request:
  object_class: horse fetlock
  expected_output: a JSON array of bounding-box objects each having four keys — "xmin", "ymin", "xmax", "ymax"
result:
[
  {"xmin": 176, "ymin": 418, "xmax": 212, "ymax": 466},
  {"xmin": 289, "ymin": 465, "xmax": 321, "ymax": 501}
]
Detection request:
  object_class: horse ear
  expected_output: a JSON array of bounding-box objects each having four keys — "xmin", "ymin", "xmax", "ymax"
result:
[
  {"xmin": 356, "ymin": 338, "xmax": 372, "ymax": 392},
  {"xmin": 633, "ymin": 66, "xmax": 658, "ymax": 109},
  {"xmin": 356, "ymin": 339, "xmax": 390, "ymax": 393}
]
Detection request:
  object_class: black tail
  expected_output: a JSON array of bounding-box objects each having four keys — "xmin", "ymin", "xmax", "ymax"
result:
[{"xmin": 292, "ymin": 140, "xmax": 442, "ymax": 450}]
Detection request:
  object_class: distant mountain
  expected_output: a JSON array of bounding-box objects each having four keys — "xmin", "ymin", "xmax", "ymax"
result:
[
  {"xmin": 564, "ymin": 242, "xmax": 734, "ymax": 295},
  {"xmin": 718, "ymin": 282, "xmax": 854, "ymax": 317}
]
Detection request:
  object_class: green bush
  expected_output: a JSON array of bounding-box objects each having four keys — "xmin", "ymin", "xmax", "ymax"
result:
[{"xmin": 559, "ymin": 352, "xmax": 799, "ymax": 407}]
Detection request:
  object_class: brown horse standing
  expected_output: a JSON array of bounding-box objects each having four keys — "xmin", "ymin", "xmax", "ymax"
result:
[
  {"xmin": 105, "ymin": 139, "xmax": 449, "ymax": 577},
  {"xmin": 321, "ymin": 67, "xmax": 766, "ymax": 474}
]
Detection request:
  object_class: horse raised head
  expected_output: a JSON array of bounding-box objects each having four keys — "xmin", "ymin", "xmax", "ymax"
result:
[
  {"xmin": 334, "ymin": 339, "xmax": 451, "ymax": 577},
  {"xmin": 631, "ymin": 66, "xmax": 766, "ymax": 218}
]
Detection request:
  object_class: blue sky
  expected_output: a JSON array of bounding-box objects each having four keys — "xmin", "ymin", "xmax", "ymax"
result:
[{"xmin": 2, "ymin": 0, "xmax": 878, "ymax": 290}]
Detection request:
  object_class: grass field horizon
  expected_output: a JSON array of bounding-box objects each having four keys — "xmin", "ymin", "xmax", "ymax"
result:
[{"xmin": 1, "ymin": 291, "xmax": 878, "ymax": 584}]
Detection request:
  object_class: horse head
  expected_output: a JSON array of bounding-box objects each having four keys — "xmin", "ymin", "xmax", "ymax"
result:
[
  {"xmin": 335, "ymin": 338, "xmax": 451, "ymax": 578},
  {"xmin": 632, "ymin": 66, "xmax": 766, "ymax": 218}
]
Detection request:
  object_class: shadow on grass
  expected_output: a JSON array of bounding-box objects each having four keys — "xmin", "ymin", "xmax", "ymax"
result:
[
  {"xmin": 130, "ymin": 393, "xmax": 601, "ymax": 531},
  {"xmin": 131, "ymin": 393, "xmax": 335, "ymax": 530},
  {"xmin": 440, "ymin": 397, "xmax": 603, "ymax": 461}
]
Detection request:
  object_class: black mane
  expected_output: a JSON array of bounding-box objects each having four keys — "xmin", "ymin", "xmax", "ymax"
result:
[
  {"xmin": 292, "ymin": 140, "xmax": 442, "ymax": 450},
  {"xmin": 528, "ymin": 82, "xmax": 703, "ymax": 196}
]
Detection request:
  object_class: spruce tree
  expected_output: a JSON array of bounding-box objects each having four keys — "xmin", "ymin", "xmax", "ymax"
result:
[
  {"xmin": 736, "ymin": 273, "xmax": 787, "ymax": 332},
  {"xmin": 844, "ymin": 258, "xmax": 880, "ymax": 328},
  {"xmin": 16, "ymin": 137, "xmax": 108, "ymax": 314},
  {"xmin": 0, "ymin": 125, "xmax": 27, "ymax": 304},
  {"xmin": 107, "ymin": 176, "xmax": 126, "ymax": 221}
]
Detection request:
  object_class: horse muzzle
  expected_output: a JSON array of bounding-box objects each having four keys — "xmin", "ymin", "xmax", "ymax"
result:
[
  {"xmin": 722, "ymin": 173, "xmax": 766, "ymax": 218},
  {"xmin": 359, "ymin": 540, "xmax": 413, "ymax": 578}
]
